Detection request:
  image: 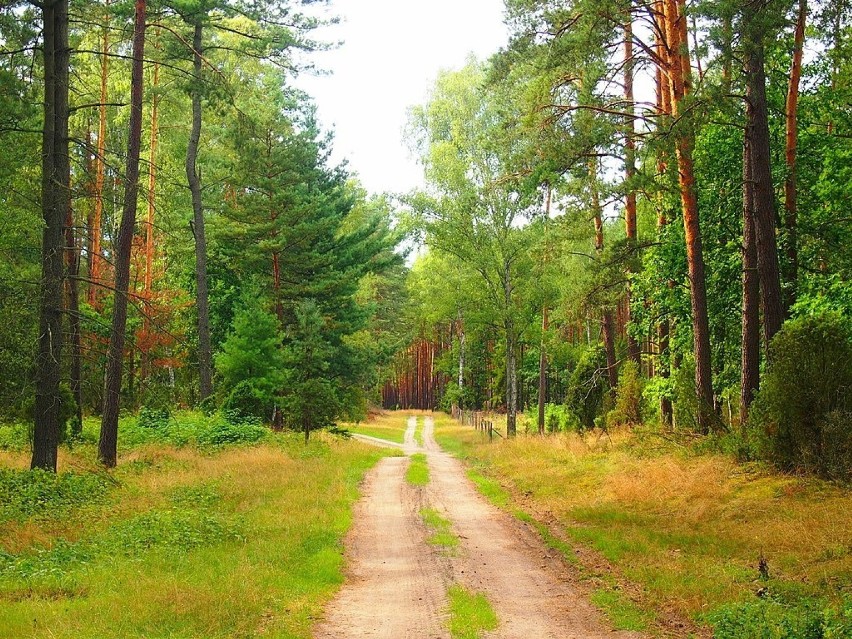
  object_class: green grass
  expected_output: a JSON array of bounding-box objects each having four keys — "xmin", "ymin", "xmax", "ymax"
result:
[
  {"xmin": 0, "ymin": 427, "xmax": 389, "ymax": 638},
  {"xmin": 420, "ymin": 508, "xmax": 458, "ymax": 550},
  {"xmin": 590, "ymin": 587, "xmax": 652, "ymax": 631},
  {"xmin": 406, "ymin": 453, "xmax": 430, "ymax": 486},
  {"xmin": 446, "ymin": 584, "xmax": 498, "ymax": 639}
]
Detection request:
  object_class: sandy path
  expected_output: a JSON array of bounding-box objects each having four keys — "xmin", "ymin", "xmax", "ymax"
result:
[{"xmin": 316, "ymin": 415, "xmax": 643, "ymax": 639}]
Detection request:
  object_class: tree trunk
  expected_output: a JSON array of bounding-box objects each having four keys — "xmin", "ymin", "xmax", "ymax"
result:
[
  {"xmin": 187, "ymin": 21, "xmax": 214, "ymax": 402},
  {"xmin": 744, "ymin": 5, "xmax": 785, "ymax": 351},
  {"xmin": 141, "ymin": 28, "xmax": 159, "ymax": 383},
  {"xmin": 740, "ymin": 140, "xmax": 760, "ymax": 425},
  {"xmin": 88, "ymin": 0, "xmax": 109, "ymax": 308},
  {"xmin": 663, "ymin": 0, "xmax": 714, "ymax": 432},
  {"xmin": 32, "ymin": 0, "xmax": 70, "ymax": 471},
  {"xmin": 504, "ymin": 262, "xmax": 517, "ymax": 437},
  {"xmin": 591, "ymin": 162, "xmax": 619, "ymax": 390},
  {"xmin": 99, "ymin": 0, "xmax": 147, "ymax": 468},
  {"xmin": 624, "ymin": 17, "xmax": 641, "ymax": 365},
  {"xmin": 783, "ymin": 0, "xmax": 806, "ymax": 311},
  {"xmin": 537, "ymin": 306, "xmax": 548, "ymax": 435},
  {"xmin": 65, "ymin": 202, "xmax": 83, "ymax": 437},
  {"xmin": 457, "ymin": 311, "xmax": 465, "ymax": 396}
]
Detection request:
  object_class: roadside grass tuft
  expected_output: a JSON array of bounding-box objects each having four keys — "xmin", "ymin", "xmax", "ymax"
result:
[
  {"xmin": 446, "ymin": 584, "xmax": 498, "ymax": 639},
  {"xmin": 421, "ymin": 508, "xmax": 458, "ymax": 550},
  {"xmin": 406, "ymin": 453, "xmax": 430, "ymax": 486},
  {"xmin": 590, "ymin": 586, "xmax": 652, "ymax": 631}
]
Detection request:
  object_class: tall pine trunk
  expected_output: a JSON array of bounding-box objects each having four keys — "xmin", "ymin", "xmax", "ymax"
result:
[
  {"xmin": 141, "ymin": 27, "xmax": 160, "ymax": 382},
  {"xmin": 503, "ymin": 265, "xmax": 517, "ymax": 437},
  {"xmin": 538, "ymin": 306, "xmax": 548, "ymax": 435},
  {"xmin": 65, "ymin": 203, "xmax": 83, "ymax": 436},
  {"xmin": 783, "ymin": 0, "xmax": 806, "ymax": 311},
  {"xmin": 99, "ymin": 0, "xmax": 147, "ymax": 468},
  {"xmin": 743, "ymin": 5, "xmax": 784, "ymax": 350},
  {"xmin": 88, "ymin": 0, "xmax": 109, "ymax": 308},
  {"xmin": 32, "ymin": 0, "xmax": 71, "ymax": 471},
  {"xmin": 187, "ymin": 21, "xmax": 214, "ymax": 401},
  {"xmin": 740, "ymin": 141, "xmax": 760, "ymax": 425},
  {"xmin": 591, "ymin": 162, "xmax": 619, "ymax": 390},
  {"xmin": 663, "ymin": 0, "xmax": 714, "ymax": 432},
  {"xmin": 623, "ymin": 16, "xmax": 641, "ymax": 365}
]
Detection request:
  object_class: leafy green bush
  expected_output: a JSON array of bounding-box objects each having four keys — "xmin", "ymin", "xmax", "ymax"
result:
[
  {"xmin": 137, "ymin": 405, "xmax": 170, "ymax": 430},
  {"xmin": 0, "ymin": 469, "xmax": 111, "ymax": 523},
  {"xmin": 566, "ymin": 345, "xmax": 609, "ymax": 430},
  {"xmin": 749, "ymin": 313, "xmax": 852, "ymax": 480},
  {"xmin": 672, "ymin": 355, "xmax": 700, "ymax": 432},
  {"xmin": 197, "ymin": 414, "xmax": 267, "ymax": 447},
  {"xmin": 706, "ymin": 595, "xmax": 852, "ymax": 639},
  {"xmin": 222, "ymin": 380, "xmax": 273, "ymax": 422},
  {"xmin": 20, "ymin": 383, "xmax": 78, "ymax": 444},
  {"xmin": 607, "ymin": 360, "xmax": 644, "ymax": 428}
]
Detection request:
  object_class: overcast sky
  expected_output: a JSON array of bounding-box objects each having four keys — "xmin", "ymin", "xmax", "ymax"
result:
[{"xmin": 295, "ymin": 0, "xmax": 508, "ymax": 196}]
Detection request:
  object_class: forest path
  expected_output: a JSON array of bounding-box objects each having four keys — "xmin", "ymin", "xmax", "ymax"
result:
[{"xmin": 314, "ymin": 415, "xmax": 643, "ymax": 639}]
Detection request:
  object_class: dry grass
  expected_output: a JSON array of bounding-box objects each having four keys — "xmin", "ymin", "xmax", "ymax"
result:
[
  {"xmin": 343, "ymin": 410, "xmax": 415, "ymax": 444},
  {"xmin": 432, "ymin": 413, "xmax": 852, "ymax": 623}
]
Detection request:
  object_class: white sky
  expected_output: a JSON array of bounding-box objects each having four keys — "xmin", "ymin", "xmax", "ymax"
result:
[{"xmin": 295, "ymin": 0, "xmax": 509, "ymax": 196}]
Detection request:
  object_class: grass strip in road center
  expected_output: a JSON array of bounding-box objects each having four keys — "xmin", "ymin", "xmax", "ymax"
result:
[
  {"xmin": 420, "ymin": 507, "xmax": 458, "ymax": 550},
  {"xmin": 446, "ymin": 584, "xmax": 498, "ymax": 639},
  {"xmin": 406, "ymin": 453, "xmax": 430, "ymax": 486}
]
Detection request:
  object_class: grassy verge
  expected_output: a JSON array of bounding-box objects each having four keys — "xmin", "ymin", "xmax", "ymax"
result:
[
  {"xmin": 0, "ymin": 416, "xmax": 388, "ymax": 638},
  {"xmin": 446, "ymin": 584, "xmax": 498, "ymax": 639},
  {"xmin": 344, "ymin": 412, "xmax": 411, "ymax": 444},
  {"xmin": 421, "ymin": 508, "xmax": 458, "ymax": 551},
  {"xmin": 432, "ymin": 412, "xmax": 852, "ymax": 637},
  {"xmin": 406, "ymin": 453, "xmax": 430, "ymax": 486}
]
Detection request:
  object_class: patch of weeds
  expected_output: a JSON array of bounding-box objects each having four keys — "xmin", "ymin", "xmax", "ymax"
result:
[
  {"xmin": 446, "ymin": 584, "xmax": 498, "ymax": 639},
  {"xmin": 406, "ymin": 454, "xmax": 430, "ymax": 486},
  {"xmin": 421, "ymin": 508, "xmax": 458, "ymax": 550},
  {"xmin": 0, "ymin": 469, "xmax": 112, "ymax": 523},
  {"xmin": 566, "ymin": 521, "xmax": 650, "ymax": 562},
  {"xmin": 466, "ymin": 468, "xmax": 509, "ymax": 508},
  {"xmin": 168, "ymin": 483, "xmax": 221, "ymax": 508},
  {"xmin": 590, "ymin": 587, "xmax": 651, "ymax": 631},
  {"xmin": 522, "ymin": 516, "xmax": 580, "ymax": 567},
  {"xmin": 705, "ymin": 594, "xmax": 852, "ymax": 639},
  {"xmin": 197, "ymin": 415, "xmax": 267, "ymax": 447}
]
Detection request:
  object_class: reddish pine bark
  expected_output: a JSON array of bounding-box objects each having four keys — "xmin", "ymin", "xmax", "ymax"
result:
[
  {"xmin": 624, "ymin": 17, "xmax": 641, "ymax": 365},
  {"xmin": 663, "ymin": 0, "xmax": 714, "ymax": 432},
  {"xmin": 783, "ymin": 0, "xmax": 806, "ymax": 310},
  {"xmin": 88, "ymin": 1, "xmax": 109, "ymax": 308}
]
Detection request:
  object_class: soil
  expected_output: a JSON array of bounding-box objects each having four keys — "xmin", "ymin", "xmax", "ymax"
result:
[{"xmin": 315, "ymin": 416, "xmax": 645, "ymax": 639}]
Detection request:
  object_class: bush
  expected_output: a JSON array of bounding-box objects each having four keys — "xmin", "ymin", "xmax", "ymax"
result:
[
  {"xmin": 566, "ymin": 345, "xmax": 610, "ymax": 430},
  {"xmin": 749, "ymin": 313, "xmax": 852, "ymax": 481},
  {"xmin": 0, "ymin": 468, "xmax": 111, "ymax": 522},
  {"xmin": 137, "ymin": 405, "xmax": 170, "ymax": 430},
  {"xmin": 706, "ymin": 595, "xmax": 851, "ymax": 639},
  {"xmin": 222, "ymin": 380, "xmax": 273, "ymax": 423},
  {"xmin": 672, "ymin": 355, "xmax": 700, "ymax": 432},
  {"xmin": 197, "ymin": 415, "xmax": 267, "ymax": 447},
  {"xmin": 20, "ymin": 384, "xmax": 78, "ymax": 444},
  {"xmin": 607, "ymin": 360, "xmax": 644, "ymax": 428}
]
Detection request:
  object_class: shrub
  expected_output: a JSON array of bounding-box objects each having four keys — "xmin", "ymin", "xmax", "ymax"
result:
[
  {"xmin": 566, "ymin": 345, "xmax": 610, "ymax": 430},
  {"xmin": 222, "ymin": 380, "xmax": 273, "ymax": 422},
  {"xmin": 197, "ymin": 415, "xmax": 267, "ymax": 447},
  {"xmin": 0, "ymin": 468, "xmax": 111, "ymax": 522},
  {"xmin": 749, "ymin": 313, "xmax": 852, "ymax": 481},
  {"xmin": 607, "ymin": 360, "xmax": 644, "ymax": 428},
  {"xmin": 672, "ymin": 355, "xmax": 700, "ymax": 432},
  {"xmin": 137, "ymin": 405, "xmax": 170, "ymax": 430},
  {"xmin": 20, "ymin": 384, "xmax": 78, "ymax": 444}
]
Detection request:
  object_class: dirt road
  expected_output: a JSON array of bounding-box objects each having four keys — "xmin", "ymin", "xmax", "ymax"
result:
[{"xmin": 315, "ymin": 416, "xmax": 643, "ymax": 639}]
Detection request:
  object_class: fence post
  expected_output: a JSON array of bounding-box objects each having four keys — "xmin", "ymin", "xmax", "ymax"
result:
[{"xmin": 488, "ymin": 421, "xmax": 493, "ymax": 442}]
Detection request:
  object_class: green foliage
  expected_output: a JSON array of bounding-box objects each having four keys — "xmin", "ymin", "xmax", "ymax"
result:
[
  {"xmin": 607, "ymin": 361, "xmax": 644, "ymax": 428},
  {"xmin": 749, "ymin": 313, "xmax": 852, "ymax": 480},
  {"xmin": 672, "ymin": 355, "xmax": 700, "ymax": 432},
  {"xmin": 215, "ymin": 288, "xmax": 285, "ymax": 409},
  {"xmin": 0, "ymin": 469, "xmax": 111, "ymax": 523},
  {"xmin": 281, "ymin": 300, "xmax": 341, "ymax": 440},
  {"xmin": 706, "ymin": 596, "xmax": 852, "ymax": 639},
  {"xmin": 222, "ymin": 380, "xmax": 272, "ymax": 422},
  {"xmin": 137, "ymin": 405, "xmax": 171, "ymax": 430},
  {"xmin": 566, "ymin": 345, "xmax": 610, "ymax": 430},
  {"xmin": 197, "ymin": 414, "xmax": 267, "ymax": 447}
]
